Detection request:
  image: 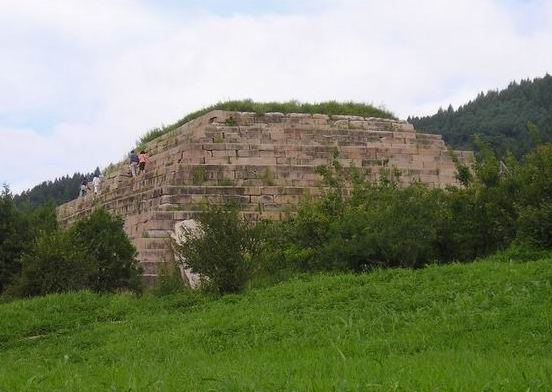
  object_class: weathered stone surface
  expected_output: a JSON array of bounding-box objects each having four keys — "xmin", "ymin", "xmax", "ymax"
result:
[
  {"xmin": 172, "ymin": 219, "xmax": 202, "ymax": 289},
  {"xmin": 57, "ymin": 110, "xmax": 473, "ymax": 284}
]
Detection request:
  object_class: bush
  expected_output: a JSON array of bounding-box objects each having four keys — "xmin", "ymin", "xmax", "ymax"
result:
[
  {"xmin": 4, "ymin": 208, "xmax": 142, "ymax": 299},
  {"xmin": 443, "ymin": 184, "xmax": 517, "ymax": 261},
  {"xmin": 320, "ymin": 184, "xmax": 447, "ymax": 270},
  {"xmin": 247, "ymin": 221, "xmax": 301, "ymax": 288},
  {"xmin": 7, "ymin": 231, "xmax": 95, "ymax": 297},
  {"xmin": 151, "ymin": 262, "xmax": 188, "ymax": 296},
  {"xmin": 516, "ymin": 202, "xmax": 552, "ymax": 249},
  {"xmin": 271, "ymin": 180, "xmax": 448, "ymax": 272},
  {"xmin": 517, "ymin": 145, "xmax": 552, "ymax": 205},
  {"xmin": 69, "ymin": 208, "xmax": 143, "ymax": 293},
  {"xmin": 173, "ymin": 205, "xmax": 260, "ymax": 294},
  {"xmin": 440, "ymin": 139, "xmax": 520, "ymax": 261},
  {"xmin": 256, "ymin": 140, "xmax": 552, "ymax": 275}
]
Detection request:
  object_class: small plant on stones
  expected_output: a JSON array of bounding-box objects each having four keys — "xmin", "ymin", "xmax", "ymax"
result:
[
  {"xmin": 193, "ymin": 166, "xmax": 207, "ymax": 185},
  {"xmin": 102, "ymin": 163, "xmax": 115, "ymax": 177},
  {"xmin": 262, "ymin": 168, "xmax": 275, "ymax": 186},
  {"xmin": 224, "ymin": 116, "xmax": 237, "ymax": 126},
  {"xmin": 220, "ymin": 178, "xmax": 234, "ymax": 187}
]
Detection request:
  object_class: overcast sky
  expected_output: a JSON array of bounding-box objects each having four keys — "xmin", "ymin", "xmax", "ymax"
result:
[{"xmin": 1, "ymin": 0, "xmax": 551, "ymax": 193}]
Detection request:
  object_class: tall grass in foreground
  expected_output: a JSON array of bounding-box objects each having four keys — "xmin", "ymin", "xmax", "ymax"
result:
[
  {"xmin": 137, "ymin": 99, "xmax": 395, "ymax": 147},
  {"xmin": 0, "ymin": 257, "xmax": 551, "ymax": 391}
]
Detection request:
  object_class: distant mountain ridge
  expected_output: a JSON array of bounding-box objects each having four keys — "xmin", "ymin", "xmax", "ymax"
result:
[{"xmin": 409, "ymin": 74, "xmax": 552, "ymax": 156}]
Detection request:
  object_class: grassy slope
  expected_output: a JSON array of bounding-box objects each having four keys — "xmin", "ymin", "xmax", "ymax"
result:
[{"xmin": 1, "ymin": 259, "xmax": 552, "ymax": 391}]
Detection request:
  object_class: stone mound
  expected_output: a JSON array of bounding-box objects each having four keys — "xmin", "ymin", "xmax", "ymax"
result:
[{"xmin": 57, "ymin": 110, "xmax": 472, "ymax": 284}]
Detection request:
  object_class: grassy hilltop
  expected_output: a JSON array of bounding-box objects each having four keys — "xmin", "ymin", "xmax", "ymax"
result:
[
  {"xmin": 137, "ymin": 99, "xmax": 396, "ymax": 147},
  {"xmin": 1, "ymin": 257, "xmax": 551, "ymax": 391}
]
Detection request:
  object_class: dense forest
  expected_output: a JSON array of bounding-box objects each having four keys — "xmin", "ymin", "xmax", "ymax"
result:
[
  {"xmin": 14, "ymin": 169, "xmax": 99, "ymax": 209},
  {"xmin": 409, "ymin": 74, "xmax": 552, "ymax": 157}
]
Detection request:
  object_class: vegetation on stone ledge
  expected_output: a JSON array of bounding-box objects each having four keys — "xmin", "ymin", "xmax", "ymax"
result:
[{"xmin": 137, "ymin": 99, "xmax": 396, "ymax": 147}]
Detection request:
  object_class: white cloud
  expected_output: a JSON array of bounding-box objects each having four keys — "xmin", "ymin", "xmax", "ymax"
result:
[{"xmin": 1, "ymin": 0, "xmax": 551, "ymax": 193}]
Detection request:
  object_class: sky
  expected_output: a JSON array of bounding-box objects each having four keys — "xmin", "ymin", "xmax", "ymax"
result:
[{"xmin": 1, "ymin": 0, "xmax": 551, "ymax": 193}]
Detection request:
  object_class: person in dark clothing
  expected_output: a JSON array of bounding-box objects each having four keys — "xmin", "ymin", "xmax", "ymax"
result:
[
  {"xmin": 79, "ymin": 179, "xmax": 88, "ymax": 197},
  {"xmin": 129, "ymin": 150, "xmax": 139, "ymax": 177}
]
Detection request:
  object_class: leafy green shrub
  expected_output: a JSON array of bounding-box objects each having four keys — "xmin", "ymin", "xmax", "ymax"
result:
[
  {"xmin": 440, "ymin": 139, "xmax": 520, "ymax": 261},
  {"xmin": 173, "ymin": 205, "xmax": 260, "ymax": 294},
  {"xmin": 7, "ymin": 231, "xmax": 95, "ymax": 297},
  {"xmin": 69, "ymin": 208, "xmax": 142, "ymax": 293},
  {"xmin": 4, "ymin": 208, "xmax": 141, "ymax": 299},
  {"xmin": 247, "ymin": 220, "xmax": 301, "ymax": 287},
  {"xmin": 515, "ymin": 144, "xmax": 552, "ymax": 206},
  {"xmin": 319, "ymin": 184, "xmax": 447, "ymax": 270},
  {"xmin": 151, "ymin": 262, "xmax": 187, "ymax": 296},
  {"xmin": 516, "ymin": 202, "xmax": 552, "ymax": 249},
  {"xmin": 271, "ymin": 179, "xmax": 448, "ymax": 272},
  {"xmin": 443, "ymin": 185, "xmax": 516, "ymax": 261}
]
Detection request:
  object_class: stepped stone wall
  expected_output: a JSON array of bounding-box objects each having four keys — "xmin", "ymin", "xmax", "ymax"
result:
[{"xmin": 57, "ymin": 110, "xmax": 473, "ymax": 284}]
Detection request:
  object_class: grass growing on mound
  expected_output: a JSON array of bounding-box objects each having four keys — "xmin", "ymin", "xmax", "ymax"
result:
[
  {"xmin": 1, "ymin": 258, "xmax": 552, "ymax": 391},
  {"xmin": 137, "ymin": 100, "xmax": 395, "ymax": 147}
]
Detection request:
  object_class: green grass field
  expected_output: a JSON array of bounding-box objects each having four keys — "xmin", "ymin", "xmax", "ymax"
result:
[{"xmin": 1, "ymin": 258, "xmax": 551, "ymax": 391}]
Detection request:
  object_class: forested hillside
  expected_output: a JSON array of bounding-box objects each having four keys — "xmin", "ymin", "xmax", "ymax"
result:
[
  {"xmin": 409, "ymin": 74, "xmax": 552, "ymax": 156},
  {"xmin": 14, "ymin": 169, "xmax": 99, "ymax": 209}
]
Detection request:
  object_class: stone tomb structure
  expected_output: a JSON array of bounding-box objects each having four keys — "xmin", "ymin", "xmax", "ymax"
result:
[{"xmin": 57, "ymin": 110, "xmax": 472, "ymax": 284}]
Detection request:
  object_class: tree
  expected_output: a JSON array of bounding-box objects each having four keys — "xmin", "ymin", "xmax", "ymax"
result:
[
  {"xmin": 513, "ymin": 144, "xmax": 552, "ymax": 248},
  {"xmin": 174, "ymin": 205, "xmax": 259, "ymax": 294},
  {"xmin": 410, "ymin": 74, "xmax": 552, "ymax": 157},
  {"xmin": 8, "ymin": 231, "xmax": 95, "ymax": 297},
  {"xmin": 0, "ymin": 186, "xmax": 30, "ymax": 293},
  {"xmin": 69, "ymin": 208, "xmax": 142, "ymax": 293},
  {"xmin": 319, "ymin": 184, "xmax": 446, "ymax": 270}
]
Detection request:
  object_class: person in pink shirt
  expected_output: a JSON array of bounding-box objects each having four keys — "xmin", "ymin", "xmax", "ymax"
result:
[{"xmin": 138, "ymin": 150, "xmax": 150, "ymax": 175}]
